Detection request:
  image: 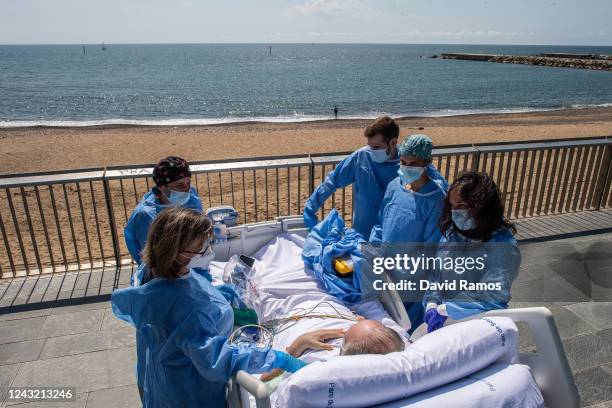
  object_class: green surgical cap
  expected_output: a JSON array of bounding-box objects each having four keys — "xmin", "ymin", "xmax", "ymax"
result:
[{"xmin": 399, "ymin": 134, "xmax": 433, "ymax": 159}]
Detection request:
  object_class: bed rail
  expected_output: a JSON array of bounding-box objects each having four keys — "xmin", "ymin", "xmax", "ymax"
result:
[{"xmin": 485, "ymin": 307, "xmax": 580, "ymax": 408}]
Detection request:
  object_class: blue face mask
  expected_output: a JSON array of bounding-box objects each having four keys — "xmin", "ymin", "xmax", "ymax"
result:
[
  {"xmin": 168, "ymin": 189, "xmax": 191, "ymax": 206},
  {"xmin": 368, "ymin": 147, "xmax": 390, "ymax": 163},
  {"xmin": 398, "ymin": 165, "xmax": 424, "ymax": 184},
  {"xmin": 452, "ymin": 208, "xmax": 477, "ymax": 231}
]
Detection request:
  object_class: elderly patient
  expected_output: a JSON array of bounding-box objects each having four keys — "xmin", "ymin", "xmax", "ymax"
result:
[
  {"xmin": 227, "ymin": 233, "xmax": 408, "ymax": 371},
  {"xmin": 341, "ymin": 319, "xmax": 405, "ymax": 355}
]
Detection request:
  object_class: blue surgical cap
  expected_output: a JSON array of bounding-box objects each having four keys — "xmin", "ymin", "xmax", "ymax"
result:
[{"xmin": 399, "ymin": 134, "xmax": 433, "ymax": 159}]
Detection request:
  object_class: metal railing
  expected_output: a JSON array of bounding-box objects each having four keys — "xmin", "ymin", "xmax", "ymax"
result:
[{"xmin": 0, "ymin": 137, "xmax": 610, "ymax": 279}]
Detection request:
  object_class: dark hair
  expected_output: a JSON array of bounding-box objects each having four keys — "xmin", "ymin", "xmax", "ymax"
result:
[
  {"xmin": 364, "ymin": 116, "xmax": 400, "ymax": 143},
  {"xmin": 152, "ymin": 156, "xmax": 191, "ymax": 187},
  {"xmin": 143, "ymin": 207, "xmax": 212, "ymax": 280},
  {"xmin": 439, "ymin": 171, "xmax": 516, "ymax": 241}
]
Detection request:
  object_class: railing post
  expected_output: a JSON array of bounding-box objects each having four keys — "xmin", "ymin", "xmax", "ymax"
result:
[
  {"xmin": 472, "ymin": 144, "xmax": 481, "ymax": 170},
  {"xmin": 308, "ymin": 154, "xmax": 315, "ymax": 195},
  {"xmin": 102, "ymin": 171, "xmax": 122, "ymax": 268},
  {"xmin": 595, "ymin": 143, "xmax": 612, "ymax": 210}
]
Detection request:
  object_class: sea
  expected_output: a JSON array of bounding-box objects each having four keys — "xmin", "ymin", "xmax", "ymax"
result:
[{"xmin": 0, "ymin": 43, "xmax": 611, "ymax": 127}]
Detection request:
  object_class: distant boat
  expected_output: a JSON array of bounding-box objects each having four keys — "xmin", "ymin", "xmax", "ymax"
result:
[{"xmin": 101, "ymin": 43, "xmax": 107, "ymax": 51}]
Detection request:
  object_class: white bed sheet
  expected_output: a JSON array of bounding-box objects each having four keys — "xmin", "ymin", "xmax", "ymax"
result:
[
  {"xmin": 247, "ymin": 233, "xmax": 408, "ymax": 362},
  {"xmin": 374, "ymin": 363, "xmax": 544, "ymax": 408},
  {"xmin": 229, "ymin": 232, "xmax": 543, "ymax": 408}
]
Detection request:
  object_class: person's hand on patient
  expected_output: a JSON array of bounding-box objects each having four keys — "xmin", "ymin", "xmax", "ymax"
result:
[{"xmin": 260, "ymin": 328, "xmax": 345, "ymax": 382}]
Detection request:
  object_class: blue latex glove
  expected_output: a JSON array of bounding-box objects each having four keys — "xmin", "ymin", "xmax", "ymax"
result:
[
  {"xmin": 303, "ymin": 206, "xmax": 319, "ymax": 231},
  {"xmin": 273, "ymin": 351, "xmax": 308, "ymax": 373},
  {"xmin": 216, "ymin": 284, "xmax": 247, "ymax": 309},
  {"xmin": 424, "ymin": 306, "xmax": 448, "ymax": 333}
]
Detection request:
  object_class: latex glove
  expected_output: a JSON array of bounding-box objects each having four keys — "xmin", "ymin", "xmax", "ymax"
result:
[
  {"xmin": 272, "ymin": 351, "xmax": 308, "ymax": 373},
  {"xmin": 424, "ymin": 303, "xmax": 448, "ymax": 333},
  {"xmin": 303, "ymin": 206, "xmax": 319, "ymax": 231}
]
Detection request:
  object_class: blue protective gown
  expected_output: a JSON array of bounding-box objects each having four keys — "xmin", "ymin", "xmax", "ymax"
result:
[
  {"xmin": 124, "ymin": 187, "xmax": 202, "ymax": 264},
  {"xmin": 112, "ymin": 270, "xmax": 281, "ymax": 408},
  {"xmin": 369, "ymin": 176, "xmax": 447, "ymax": 244},
  {"xmin": 305, "ymin": 146, "xmax": 400, "ymax": 238},
  {"xmin": 422, "ymin": 228, "xmax": 521, "ymax": 321},
  {"xmin": 131, "ymin": 264, "xmax": 223, "ymax": 393},
  {"xmin": 302, "ymin": 209, "xmax": 366, "ymax": 304},
  {"xmin": 368, "ymin": 174, "xmax": 446, "ymax": 330}
]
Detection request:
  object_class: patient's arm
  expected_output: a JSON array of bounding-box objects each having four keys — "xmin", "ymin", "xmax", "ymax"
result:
[
  {"xmin": 260, "ymin": 328, "xmax": 345, "ymax": 382},
  {"xmin": 286, "ymin": 328, "xmax": 346, "ymax": 357}
]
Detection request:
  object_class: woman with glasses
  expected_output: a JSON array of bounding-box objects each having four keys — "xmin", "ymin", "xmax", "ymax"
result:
[{"xmin": 112, "ymin": 207, "xmax": 309, "ymax": 407}]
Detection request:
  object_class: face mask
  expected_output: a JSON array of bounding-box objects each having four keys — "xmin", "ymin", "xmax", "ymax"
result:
[
  {"xmin": 187, "ymin": 244, "xmax": 215, "ymax": 271},
  {"xmin": 368, "ymin": 147, "xmax": 389, "ymax": 163},
  {"xmin": 452, "ymin": 209, "xmax": 477, "ymax": 231},
  {"xmin": 398, "ymin": 165, "xmax": 425, "ymax": 184},
  {"xmin": 168, "ymin": 189, "xmax": 191, "ymax": 206}
]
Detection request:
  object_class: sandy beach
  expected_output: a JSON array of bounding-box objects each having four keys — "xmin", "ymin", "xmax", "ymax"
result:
[{"xmin": 1, "ymin": 107, "xmax": 611, "ymax": 175}]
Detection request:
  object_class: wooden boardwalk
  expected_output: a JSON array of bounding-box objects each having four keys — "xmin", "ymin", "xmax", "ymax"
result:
[{"xmin": 0, "ymin": 212, "xmax": 611, "ymax": 407}]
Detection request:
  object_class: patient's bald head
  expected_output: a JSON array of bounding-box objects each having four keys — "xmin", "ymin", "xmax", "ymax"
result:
[{"xmin": 340, "ymin": 320, "xmax": 405, "ymax": 356}]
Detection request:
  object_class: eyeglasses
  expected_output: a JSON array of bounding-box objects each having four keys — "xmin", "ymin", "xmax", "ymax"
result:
[{"xmin": 180, "ymin": 241, "xmax": 212, "ymax": 256}]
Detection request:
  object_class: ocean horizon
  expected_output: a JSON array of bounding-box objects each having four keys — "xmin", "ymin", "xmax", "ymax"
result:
[{"xmin": 1, "ymin": 43, "xmax": 611, "ymax": 128}]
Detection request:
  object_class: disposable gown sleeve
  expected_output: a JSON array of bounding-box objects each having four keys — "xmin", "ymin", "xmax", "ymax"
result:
[
  {"xmin": 124, "ymin": 211, "xmax": 152, "ymax": 265},
  {"xmin": 305, "ymin": 154, "xmax": 356, "ymax": 212},
  {"xmin": 445, "ymin": 243, "xmax": 521, "ymax": 320},
  {"xmin": 368, "ymin": 188, "xmax": 389, "ymax": 245},
  {"xmin": 175, "ymin": 313, "xmax": 279, "ymax": 383},
  {"xmin": 423, "ymin": 199, "xmax": 444, "ymax": 243}
]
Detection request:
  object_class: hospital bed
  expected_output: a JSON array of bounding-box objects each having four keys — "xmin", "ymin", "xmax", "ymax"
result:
[{"xmin": 211, "ymin": 216, "xmax": 579, "ymax": 408}]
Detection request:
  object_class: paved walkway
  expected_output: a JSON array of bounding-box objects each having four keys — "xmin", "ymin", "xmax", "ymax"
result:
[{"xmin": 0, "ymin": 232, "xmax": 611, "ymax": 407}]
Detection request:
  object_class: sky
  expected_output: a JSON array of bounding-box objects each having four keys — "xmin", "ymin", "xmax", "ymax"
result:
[{"xmin": 1, "ymin": 0, "xmax": 610, "ymax": 45}]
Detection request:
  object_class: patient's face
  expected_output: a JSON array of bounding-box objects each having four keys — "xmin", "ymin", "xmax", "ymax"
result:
[{"xmin": 340, "ymin": 320, "xmax": 406, "ymax": 356}]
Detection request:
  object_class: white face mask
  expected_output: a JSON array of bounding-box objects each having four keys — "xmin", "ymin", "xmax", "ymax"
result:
[
  {"xmin": 368, "ymin": 146, "xmax": 390, "ymax": 163},
  {"xmin": 398, "ymin": 165, "xmax": 425, "ymax": 184},
  {"xmin": 187, "ymin": 243, "xmax": 215, "ymax": 271},
  {"xmin": 451, "ymin": 208, "xmax": 477, "ymax": 231}
]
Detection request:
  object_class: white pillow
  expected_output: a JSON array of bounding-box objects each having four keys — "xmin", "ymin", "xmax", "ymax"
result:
[
  {"xmin": 273, "ymin": 317, "xmax": 519, "ymax": 408},
  {"xmin": 375, "ymin": 364, "xmax": 544, "ymax": 408}
]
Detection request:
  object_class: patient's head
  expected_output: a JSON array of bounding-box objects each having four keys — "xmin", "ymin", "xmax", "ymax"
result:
[{"xmin": 340, "ymin": 320, "xmax": 405, "ymax": 356}]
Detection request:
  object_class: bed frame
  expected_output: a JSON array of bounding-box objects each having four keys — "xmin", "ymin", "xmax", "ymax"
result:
[{"xmin": 217, "ymin": 217, "xmax": 579, "ymax": 408}]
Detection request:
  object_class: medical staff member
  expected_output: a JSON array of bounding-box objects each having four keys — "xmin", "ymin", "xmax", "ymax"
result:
[
  {"xmin": 367, "ymin": 134, "xmax": 446, "ymax": 330},
  {"xmin": 303, "ymin": 116, "xmax": 400, "ymax": 238},
  {"xmin": 423, "ymin": 171, "xmax": 521, "ymax": 333},
  {"xmin": 124, "ymin": 156, "xmax": 202, "ymax": 264},
  {"xmin": 369, "ymin": 134, "xmax": 447, "ymax": 245},
  {"xmin": 112, "ymin": 207, "xmax": 306, "ymax": 408}
]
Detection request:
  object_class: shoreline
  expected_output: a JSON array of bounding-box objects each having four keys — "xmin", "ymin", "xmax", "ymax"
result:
[
  {"xmin": 1, "ymin": 106, "xmax": 611, "ymax": 175},
  {"xmin": 1, "ymin": 104, "xmax": 611, "ymax": 130}
]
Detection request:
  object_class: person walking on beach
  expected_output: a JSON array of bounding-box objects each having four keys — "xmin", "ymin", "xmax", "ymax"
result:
[
  {"xmin": 334, "ymin": 106, "xmax": 338, "ymax": 119},
  {"xmin": 124, "ymin": 156, "xmax": 203, "ymax": 266},
  {"xmin": 303, "ymin": 116, "xmax": 400, "ymax": 238}
]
